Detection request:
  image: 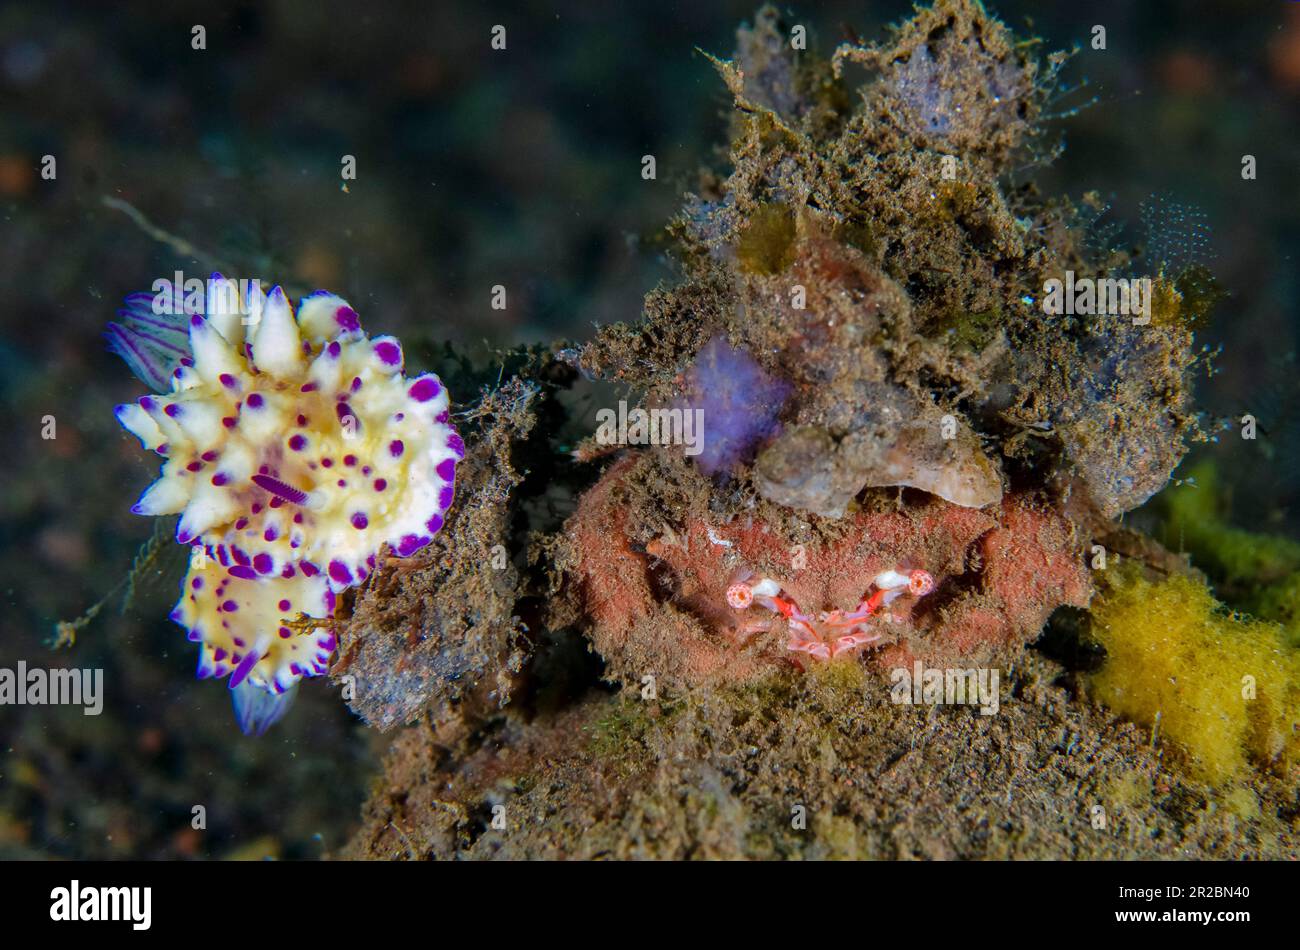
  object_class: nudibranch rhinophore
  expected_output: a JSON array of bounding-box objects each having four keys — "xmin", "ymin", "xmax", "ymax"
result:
[{"xmin": 110, "ymin": 275, "xmax": 464, "ymax": 734}]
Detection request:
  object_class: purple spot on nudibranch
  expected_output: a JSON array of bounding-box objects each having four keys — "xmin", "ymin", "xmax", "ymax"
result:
[
  {"xmin": 351, "ymin": 376, "xmax": 362, "ymax": 392},
  {"xmin": 247, "ymin": 393, "xmax": 264, "ymax": 409},
  {"xmin": 438, "ymin": 485, "xmax": 454, "ymax": 509},
  {"xmin": 328, "ymin": 560, "xmax": 353, "ymax": 585},
  {"xmin": 264, "ymin": 527, "xmax": 278, "ymax": 541},
  {"xmin": 389, "ymin": 440, "xmax": 404, "ymax": 458},
  {"xmin": 395, "ymin": 534, "xmax": 421, "ymax": 556},
  {"xmin": 278, "ymin": 599, "xmax": 291, "ymax": 611},
  {"xmin": 447, "ymin": 434, "xmax": 465, "ymax": 458},
  {"xmin": 254, "ymin": 553, "xmax": 274, "ymax": 575},
  {"xmin": 219, "ymin": 373, "xmax": 237, "ymax": 389},
  {"xmin": 343, "ymin": 455, "xmax": 357, "ymax": 466},
  {"xmin": 222, "ymin": 417, "xmax": 236, "ymax": 428},
  {"xmin": 288, "ymin": 434, "xmax": 307, "ymax": 451},
  {"xmin": 336, "ymin": 402, "xmax": 354, "ymax": 422},
  {"xmin": 436, "ymin": 459, "xmax": 456, "ymax": 482},
  {"xmin": 214, "ymin": 648, "xmax": 227, "ymax": 662},
  {"xmin": 374, "ymin": 478, "xmax": 387, "ymax": 491},
  {"xmin": 222, "ymin": 599, "xmax": 239, "ymax": 612},
  {"xmin": 301, "ymin": 561, "xmax": 320, "ymax": 577},
  {"xmin": 192, "ymin": 577, "xmax": 203, "ymax": 589},
  {"xmin": 251, "ymin": 474, "xmax": 309, "ymax": 506},
  {"xmin": 426, "ymin": 514, "xmax": 444, "ymax": 534},
  {"xmin": 212, "ymin": 472, "xmax": 228, "ymax": 486},
  {"xmin": 301, "ymin": 382, "xmax": 318, "ymax": 393},
  {"xmin": 374, "ymin": 341, "xmax": 401, "ymax": 365},
  {"xmin": 327, "ymin": 341, "xmax": 341, "ymax": 358},
  {"xmin": 351, "ymin": 512, "xmax": 368, "ymax": 530},
  {"xmin": 335, "ymin": 306, "xmax": 360, "ymax": 332},
  {"xmin": 408, "ymin": 377, "xmax": 440, "ymax": 402}
]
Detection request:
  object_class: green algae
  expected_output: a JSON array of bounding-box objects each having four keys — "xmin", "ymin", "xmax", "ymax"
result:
[{"xmin": 1161, "ymin": 460, "xmax": 1300, "ymax": 645}]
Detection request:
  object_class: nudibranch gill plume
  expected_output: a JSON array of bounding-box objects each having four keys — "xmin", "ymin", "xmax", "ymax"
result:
[{"xmin": 110, "ymin": 275, "xmax": 464, "ymax": 733}]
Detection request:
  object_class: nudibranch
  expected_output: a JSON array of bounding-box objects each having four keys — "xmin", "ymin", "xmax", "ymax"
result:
[{"xmin": 110, "ymin": 275, "xmax": 464, "ymax": 733}]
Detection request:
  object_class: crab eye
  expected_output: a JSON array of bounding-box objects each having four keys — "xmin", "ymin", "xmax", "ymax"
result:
[
  {"xmin": 726, "ymin": 583, "xmax": 754, "ymax": 610},
  {"xmin": 908, "ymin": 570, "xmax": 934, "ymax": 596}
]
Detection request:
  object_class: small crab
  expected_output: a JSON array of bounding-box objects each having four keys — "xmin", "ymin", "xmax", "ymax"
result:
[{"xmin": 727, "ymin": 567, "xmax": 935, "ymax": 663}]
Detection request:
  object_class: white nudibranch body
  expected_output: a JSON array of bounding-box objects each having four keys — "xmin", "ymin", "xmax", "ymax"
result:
[{"xmin": 111, "ymin": 276, "xmax": 464, "ymax": 731}]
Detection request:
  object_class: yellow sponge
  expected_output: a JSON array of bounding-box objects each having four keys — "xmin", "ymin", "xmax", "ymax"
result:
[{"xmin": 1089, "ymin": 566, "xmax": 1300, "ymax": 783}]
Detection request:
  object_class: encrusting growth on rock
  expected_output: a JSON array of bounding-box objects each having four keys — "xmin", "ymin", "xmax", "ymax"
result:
[{"xmin": 329, "ymin": 3, "xmax": 1296, "ymax": 861}]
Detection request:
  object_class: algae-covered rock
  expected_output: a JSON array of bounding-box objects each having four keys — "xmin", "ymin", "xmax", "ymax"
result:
[
  {"xmin": 330, "ymin": 377, "xmax": 539, "ymax": 729},
  {"xmin": 575, "ymin": 0, "xmax": 1201, "ymax": 527}
]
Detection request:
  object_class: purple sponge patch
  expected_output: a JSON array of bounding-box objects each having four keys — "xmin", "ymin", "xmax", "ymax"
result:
[{"xmin": 676, "ymin": 335, "xmax": 790, "ymax": 477}]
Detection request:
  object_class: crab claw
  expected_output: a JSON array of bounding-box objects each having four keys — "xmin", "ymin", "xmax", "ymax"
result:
[{"xmin": 831, "ymin": 628, "xmax": 882, "ymax": 656}]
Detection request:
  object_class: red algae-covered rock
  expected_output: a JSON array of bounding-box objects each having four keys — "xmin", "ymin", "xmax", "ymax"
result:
[{"xmin": 566, "ymin": 455, "xmax": 1091, "ymax": 690}]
